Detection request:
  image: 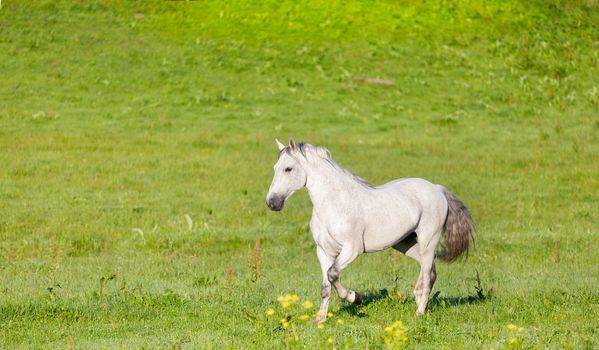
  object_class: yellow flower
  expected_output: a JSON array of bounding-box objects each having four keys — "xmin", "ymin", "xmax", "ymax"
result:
[
  {"xmin": 507, "ymin": 324, "xmax": 518, "ymax": 332},
  {"xmin": 327, "ymin": 312, "xmax": 334, "ymax": 318},
  {"xmin": 266, "ymin": 308, "xmax": 275, "ymax": 316},
  {"xmin": 392, "ymin": 320, "xmax": 405, "ymax": 329},
  {"xmin": 316, "ymin": 310, "xmax": 325, "ymax": 317},
  {"xmin": 300, "ymin": 315, "xmax": 309, "ymax": 321},
  {"xmin": 280, "ymin": 318, "xmax": 290, "ymax": 328},
  {"xmin": 327, "ymin": 337, "xmax": 334, "ymax": 345},
  {"xmin": 302, "ymin": 300, "xmax": 314, "ymax": 309},
  {"xmin": 278, "ymin": 294, "xmax": 300, "ymax": 308},
  {"xmin": 383, "ymin": 320, "xmax": 409, "ymax": 346},
  {"xmin": 337, "ymin": 319, "xmax": 344, "ymax": 325}
]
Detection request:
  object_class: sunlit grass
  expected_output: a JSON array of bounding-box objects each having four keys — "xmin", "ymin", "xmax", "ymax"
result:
[{"xmin": 0, "ymin": 0, "xmax": 597, "ymax": 348}]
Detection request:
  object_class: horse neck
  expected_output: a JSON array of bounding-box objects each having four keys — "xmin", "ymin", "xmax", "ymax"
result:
[{"xmin": 304, "ymin": 159, "xmax": 367, "ymax": 211}]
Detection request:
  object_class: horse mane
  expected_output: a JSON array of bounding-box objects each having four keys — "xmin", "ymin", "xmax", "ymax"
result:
[{"xmin": 282, "ymin": 143, "xmax": 374, "ymax": 188}]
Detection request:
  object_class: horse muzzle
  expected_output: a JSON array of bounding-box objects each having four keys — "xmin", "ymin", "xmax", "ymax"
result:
[{"xmin": 266, "ymin": 195, "xmax": 285, "ymax": 211}]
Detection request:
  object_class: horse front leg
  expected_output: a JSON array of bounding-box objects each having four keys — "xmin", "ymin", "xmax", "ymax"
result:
[
  {"xmin": 314, "ymin": 247, "xmax": 334, "ymax": 324},
  {"xmin": 328, "ymin": 245, "xmax": 362, "ymax": 305}
]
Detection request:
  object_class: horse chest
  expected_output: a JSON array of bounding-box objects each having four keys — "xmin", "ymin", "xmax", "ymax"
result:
[
  {"xmin": 312, "ymin": 230, "xmax": 341, "ymax": 253},
  {"xmin": 310, "ymin": 213, "xmax": 361, "ymax": 253}
]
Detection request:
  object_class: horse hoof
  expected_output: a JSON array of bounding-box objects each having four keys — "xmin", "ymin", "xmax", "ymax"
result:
[
  {"xmin": 312, "ymin": 316, "xmax": 326, "ymax": 325},
  {"xmin": 353, "ymin": 292, "xmax": 363, "ymax": 305}
]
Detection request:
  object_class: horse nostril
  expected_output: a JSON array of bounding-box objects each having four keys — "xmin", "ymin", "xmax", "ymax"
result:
[{"xmin": 266, "ymin": 196, "xmax": 284, "ymax": 211}]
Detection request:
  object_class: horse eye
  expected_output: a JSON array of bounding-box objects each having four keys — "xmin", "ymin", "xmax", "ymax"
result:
[{"xmin": 284, "ymin": 167, "xmax": 293, "ymax": 172}]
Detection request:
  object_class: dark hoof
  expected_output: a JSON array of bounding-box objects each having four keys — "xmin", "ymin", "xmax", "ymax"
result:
[{"xmin": 353, "ymin": 292, "xmax": 363, "ymax": 305}]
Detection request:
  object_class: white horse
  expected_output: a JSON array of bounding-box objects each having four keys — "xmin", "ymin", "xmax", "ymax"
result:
[{"xmin": 266, "ymin": 139, "xmax": 474, "ymax": 323}]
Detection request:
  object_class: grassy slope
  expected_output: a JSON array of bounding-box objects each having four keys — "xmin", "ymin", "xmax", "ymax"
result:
[{"xmin": 0, "ymin": 0, "xmax": 598, "ymax": 348}]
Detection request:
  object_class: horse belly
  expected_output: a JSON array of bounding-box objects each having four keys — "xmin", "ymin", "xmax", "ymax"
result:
[
  {"xmin": 364, "ymin": 227, "xmax": 414, "ymax": 252},
  {"xmin": 362, "ymin": 199, "xmax": 419, "ymax": 252}
]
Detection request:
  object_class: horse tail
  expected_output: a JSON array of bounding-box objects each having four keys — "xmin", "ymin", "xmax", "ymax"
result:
[{"xmin": 439, "ymin": 187, "xmax": 474, "ymax": 262}]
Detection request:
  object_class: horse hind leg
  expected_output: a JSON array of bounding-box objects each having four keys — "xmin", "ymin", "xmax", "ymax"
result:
[
  {"xmin": 393, "ymin": 233, "xmax": 424, "ymax": 306},
  {"xmin": 414, "ymin": 230, "xmax": 441, "ymax": 315},
  {"xmin": 413, "ymin": 258, "xmax": 438, "ymax": 315},
  {"xmin": 393, "ymin": 234, "xmax": 437, "ymax": 310}
]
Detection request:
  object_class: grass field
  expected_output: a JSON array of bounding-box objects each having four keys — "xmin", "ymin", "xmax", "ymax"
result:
[{"xmin": 1, "ymin": 0, "xmax": 598, "ymax": 348}]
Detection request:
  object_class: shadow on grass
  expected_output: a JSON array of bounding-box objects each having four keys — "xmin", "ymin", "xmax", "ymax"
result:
[
  {"xmin": 427, "ymin": 288, "xmax": 490, "ymax": 311},
  {"xmin": 428, "ymin": 271, "xmax": 492, "ymax": 311},
  {"xmin": 337, "ymin": 272, "xmax": 491, "ymax": 317}
]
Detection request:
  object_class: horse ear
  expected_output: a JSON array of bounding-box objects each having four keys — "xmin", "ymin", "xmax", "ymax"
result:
[
  {"xmin": 275, "ymin": 138, "xmax": 285, "ymax": 151},
  {"xmin": 288, "ymin": 138, "xmax": 297, "ymax": 151}
]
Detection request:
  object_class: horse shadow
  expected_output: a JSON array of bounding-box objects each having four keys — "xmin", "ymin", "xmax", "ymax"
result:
[
  {"xmin": 336, "ymin": 285, "xmax": 490, "ymax": 318},
  {"xmin": 429, "ymin": 272, "xmax": 491, "ymax": 310},
  {"xmin": 427, "ymin": 287, "xmax": 489, "ymax": 311}
]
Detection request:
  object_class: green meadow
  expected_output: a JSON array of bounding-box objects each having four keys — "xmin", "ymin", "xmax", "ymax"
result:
[{"xmin": 0, "ymin": 0, "xmax": 598, "ymax": 348}]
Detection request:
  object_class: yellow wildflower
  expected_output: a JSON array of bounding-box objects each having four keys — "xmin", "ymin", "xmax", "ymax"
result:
[
  {"xmin": 300, "ymin": 315, "xmax": 309, "ymax": 321},
  {"xmin": 327, "ymin": 312, "xmax": 334, "ymax": 318},
  {"xmin": 280, "ymin": 318, "xmax": 290, "ymax": 328},
  {"xmin": 337, "ymin": 319, "xmax": 344, "ymax": 325},
  {"xmin": 316, "ymin": 310, "xmax": 325, "ymax": 317},
  {"xmin": 278, "ymin": 294, "xmax": 301, "ymax": 309},
  {"xmin": 327, "ymin": 337, "xmax": 334, "ymax": 345},
  {"xmin": 507, "ymin": 324, "xmax": 518, "ymax": 332},
  {"xmin": 302, "ymin": 300, "xmax": 314, "ymax": 309},
  {"xmin": 266, "ymin": 308, "xmax": 275, "ymax": 316},
  {"xmin": 392, "ymin": 321, "xmax": 405, "ymax": 329},
  {"xmin": 383, "ymin": 320, "xmax": 409, "ymax": 346}
]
